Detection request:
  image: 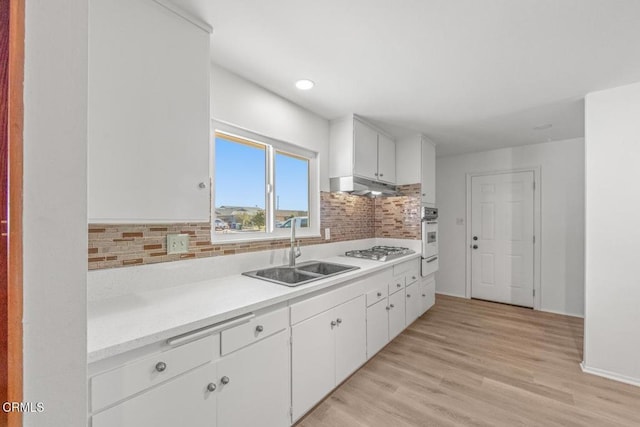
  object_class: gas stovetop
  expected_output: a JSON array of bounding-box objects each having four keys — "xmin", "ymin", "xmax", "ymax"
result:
[{"xmin": 344, "ymin": 246, "xmax": 415, "ymax": 262}]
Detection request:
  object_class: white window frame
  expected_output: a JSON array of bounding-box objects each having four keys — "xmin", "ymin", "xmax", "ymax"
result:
[{"xmin": 211, "ymin": 121, "xmax": 320, "ymax": 242}]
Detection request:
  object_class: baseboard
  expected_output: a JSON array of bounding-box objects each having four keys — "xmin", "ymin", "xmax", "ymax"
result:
[
  {"xmin": 580, "ymin": 362, "xmax": 640, "ymax": 387},
  {"xmin": 540, "ymin": 308, "xmax": 584, "ymax": 318},
  {"xmin": 435, "ymin": 291, "xmax": 467, "ymax": 298}
]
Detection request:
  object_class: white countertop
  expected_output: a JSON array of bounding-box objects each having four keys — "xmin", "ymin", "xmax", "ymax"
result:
[{"xmin": 87, "ymin": 253, "xmax": 420, "ymax": 363}]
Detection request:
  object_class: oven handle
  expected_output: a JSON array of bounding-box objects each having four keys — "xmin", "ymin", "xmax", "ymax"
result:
[{"xmin": 425, "ymin": 256, "xmax": 438, "ymax": 263}]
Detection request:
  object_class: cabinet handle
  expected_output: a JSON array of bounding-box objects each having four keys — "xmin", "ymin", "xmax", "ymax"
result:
[
  {"xmin": 422, "ymin": 294, "xmax": 426, "ymax": 297},
  {"xmin": 422, "ymin": 193, "xmax": 426, "ymax": 197},
  {"xmin": 374, "ymin": 173, "xmax": 379, "ymax": 176},
  {"xmin": 255, "ymin": 325, "xmax": 264, "ymax": 333},
  {"xmin": 380, "ymin": 173, "xmax": 384, "ymax": 177},
  {"xmin": 155, "ymin": 362, "xmax": 167, "ymax": 372},
  {"xmin": 412, "ymin": 276, "xmax": 417, "ymax": 280},
  {"xmin": 390, "ymin": 304, "xmax": 395, "ymax": 308},
  {"xmin": 407, "ymin": 294, "xmax": 411, "ymax": 298},
  {"xmin": 331, "ymin": 320, "xmax": 337, "ymax": 327},
  {"xmin": 377, "ymin": 292, "xmax": 382, "ymax": 297},
  {"xmin": 336, "ymin": 318, "xmax": 342, "ymax": 324},
  {"xmin": 221, "ymin": 376, "xmax": 230, "ymax": 385},
  {"xmin": 207, "ymin": 383, "xmax": 216, "ymax": 392},
  {"xmin": 396, "ymin": 283, "xmax": 402, "ymax": 288}
]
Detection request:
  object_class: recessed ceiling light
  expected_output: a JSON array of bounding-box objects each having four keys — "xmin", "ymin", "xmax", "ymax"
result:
[
  {"xmin": 533, "ymin": 123, "xmax": 553, "ymax": 131},
  {"xmin": 295, "ymin": 79, "xmax": 315, "ymax": 90}
]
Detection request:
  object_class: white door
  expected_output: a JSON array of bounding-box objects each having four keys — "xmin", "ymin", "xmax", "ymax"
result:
[
  {"xmin": 421, "ymin": 140, "xmax": 436, "ymax": 205},
  {"xmin": 334, "ymin": 296, "xmax": 366, "ymax": 383},
  {"xmin": 471, "ymin": 172, "xmax": 535, "ymax": 307},
  {"xmin": 217, "ymin": 330, "xmax": 290, "ymax": 427},
  {"xmin": 92, "ymin": 363, "xmax": 217, "ymax": 427},
  {"xmin": 291, "ymin": 308, "xmax": 336, "ymax": 420},
  {"xmin": 377, "ymin": 133, "xmax": 396, "ymax": 183},
  {"xmin": 366, "ymin": 299, "xmax": 389, "ymax": 358},
  {"xmin": 405, "ymin": 283, "xmax": 421, "ymax": 326},
  {"xmin": 388, "ymin": 290, "xmax": 406, "ymax": 339},
  {"xmin": 353, "ymin": 120, "xmax": 379, "ymax": 180}
]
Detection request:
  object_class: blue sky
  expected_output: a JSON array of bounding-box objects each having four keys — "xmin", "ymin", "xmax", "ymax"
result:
[{"xmin": 215, "ymin": 137, "xmax": 309, "ymax": 211}]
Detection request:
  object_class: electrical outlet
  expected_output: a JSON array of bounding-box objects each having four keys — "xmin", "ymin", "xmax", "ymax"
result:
[
  {"xmin": 325, "ymin": 228, "xmax": 331, "ymax": 240},
  {"xmin": 167, "ymin": 233, "xmax": 189, "ymax": 254}
]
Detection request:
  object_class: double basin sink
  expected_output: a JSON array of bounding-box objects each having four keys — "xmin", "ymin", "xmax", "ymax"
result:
[{"xmin": 243, "ymin": 261, "xmax": 359, "ymax": 287}]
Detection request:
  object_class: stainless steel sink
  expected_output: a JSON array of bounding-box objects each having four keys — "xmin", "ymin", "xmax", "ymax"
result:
[{"xmin": 243, "ymin": 261, "xmax": 359, "ymax": 287}]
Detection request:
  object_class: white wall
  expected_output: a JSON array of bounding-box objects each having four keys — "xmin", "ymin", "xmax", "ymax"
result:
[
  {"xmin": 583, "ymin": 82, "xmax": 640, "ymax": 385},
  {"xmin": 23, "ymin": 0, "xmax": 88, "ymax": 425},
  {"xmin": 210, "ymin": 64, "xmax": 330, "ymax": 190},
  {"xmin": 436, "ymin": 138, "xmax": 585, "ymax": 317}
]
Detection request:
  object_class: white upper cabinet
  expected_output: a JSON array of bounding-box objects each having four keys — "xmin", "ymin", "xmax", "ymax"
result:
[
  {"xmin": 88, "ymin": 0, "xmax": 211, "ymax": 223},
  {"xmin": 330, "ymin": 115, "xmax": 396, "ymax": 184},
  {"xmin": 421, "ymin": 138, "xmax": 436, "ymax": 205}
]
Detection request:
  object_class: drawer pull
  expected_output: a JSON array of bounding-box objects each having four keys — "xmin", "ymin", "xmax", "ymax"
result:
[
  {"xmin": 390, "ymin": 304, "xmax": 395, "ymax": 308},
  {"xmin": 422, "ymin": 294, "xmax": 426, "ymax": 297},
  {"xmin": 412, "ymin": 276, "xmax": 417, "ymax": 280},
  {"xmin": 336, "ymin": 318, "xmax": 342, "ymax": 325},
  {"xmin": 207, "ymin": 383, "xmax": 216, "ymax": 392},
  {"xmin": 377, "ymin": 292, "xmax": 382, "ymax": 297},
  {"xmin": 407, "ymin": 294, "xmax": 411, "ymax": 298},
  {"xmin": 255, "ymin": 325, "xmax": 264, "ymax": 333},
  {"xmin": 166, "ymin": 312, "xmax": 255, "ymax": 347},
  {"xmin": 396, "ymin": 283, "xmax": 401, "ymax": 288},
  {"xmin": 155, "ymin": 362, "xmax": 167, "ymax": 372},
  {"xmin": 221, "ymin": 376, "xmax": 230, "ymax": 385},
  {"xmin": 386, "ymin": 306, "xmax": 390, "ymax": 311},
  {"xmin": 331, "ymin": 320, "xmax": 337, "ymax": 327}
]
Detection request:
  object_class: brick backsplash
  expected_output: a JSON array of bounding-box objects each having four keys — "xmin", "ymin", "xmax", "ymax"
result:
[{"xmin": 88, "ymin": 186, "xmax": 421, "ymax": 270}]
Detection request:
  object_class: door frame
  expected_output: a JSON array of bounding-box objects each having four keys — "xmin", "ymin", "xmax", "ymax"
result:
[{"xmin": 465, "ymin": 167, "xmax": 541, "ymax": 310}]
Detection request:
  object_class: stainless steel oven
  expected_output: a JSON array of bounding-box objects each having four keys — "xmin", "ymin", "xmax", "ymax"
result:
[{"xmin": 421, "ymin": 207, "xmax": 439, "ymax": 276}]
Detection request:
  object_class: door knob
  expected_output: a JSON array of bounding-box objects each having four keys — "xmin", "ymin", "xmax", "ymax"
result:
[
  {"xmin": 472, "ymin": 245, "xmax": 478, "ymax": 249},
  {"xmin": 473, "ymin": 236, "xmax": 478, "ymax": 241}
]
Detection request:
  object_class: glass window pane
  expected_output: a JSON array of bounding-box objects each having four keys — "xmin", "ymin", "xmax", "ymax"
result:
[
  {"xmin": 275, "ymin": 151, "xmax": 309, "ymax": 229},
  {"xmin": 214, "ymin": 135, "xmax": 266, "ymax": 235}
]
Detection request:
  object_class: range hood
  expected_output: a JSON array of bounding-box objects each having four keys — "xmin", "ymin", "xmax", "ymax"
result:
[{"xmin": 330, "ymin": 176, "xmax": 398, "ymax": 196}]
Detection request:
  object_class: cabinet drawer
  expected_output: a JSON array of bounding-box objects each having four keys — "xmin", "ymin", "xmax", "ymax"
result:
[
  {"xmin": 221, "ymin": 307, "xmax": 288, "ymax": 356},
  {"xmin": 388, "ymin": 278, "xmax": 405, "ymax": 295},
  {"xmin": 291, "ymin": 279, "xmax": 365, "ymax": 325},
  {"xmin": 405, "ymin": 267, "xmax": 420, "ymax": 286},
  {"xmin": 91, "ymin": 334, "xmax": 218, "ymax": 412},
  {"xmin": 393, "ymin": 259, "xmax": 418, "ymax": 276},
  {"xmin": 365, "ymin": 283, "xmax": 387, "ymax": 307}
]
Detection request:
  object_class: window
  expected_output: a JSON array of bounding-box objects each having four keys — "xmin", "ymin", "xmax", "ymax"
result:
[{"xmin": 212, "ymin": 126, "xmax": 318, "ymax": 241}]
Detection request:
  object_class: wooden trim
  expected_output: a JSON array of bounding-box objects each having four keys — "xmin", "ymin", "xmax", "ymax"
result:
[{"xmin": 1, "ymin": 0, "xmax": 25, "ymax": 425}]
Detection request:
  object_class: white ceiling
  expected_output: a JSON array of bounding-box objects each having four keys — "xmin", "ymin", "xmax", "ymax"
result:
[{"xmin": 171, "ymin": 0, "xmax": 640, "ymax": 156}]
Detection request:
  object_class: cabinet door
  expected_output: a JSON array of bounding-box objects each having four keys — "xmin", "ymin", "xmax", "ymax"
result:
[
  {"xmin": 217, "ymin": 330, "xmax": 290, "ymax": 427},
  {"xmin": 335, "ymin": 296, "xmax": 366, "ymax": 383},
  {"xmin": 377, "ymin": 133, "xmax": 396, "ymax": 184},
  {"xmin": 420, "ymin": 276, "xmax": 436, "ymax": 315},
  {"xmin": 92, "ymin": 362, "xmax": 217, "ymax": 427},
  {"xmin": 366, "ymin": 298, "xmax": 389, "ymax": 359},
  {"xmin": 388, "ymin": 289, "xmax": 406, "ymax": 339},
  {"xmin": 89, "ymin": 0, "xmax": 211, "ymax": 222},
  {"xmin": 353, "ymin": 120, "xmax": 380, "ymax": 180},
  {"xmin": 291, "ymin": 308, "xmax": 336, "ymax": 421},
  {"xmin": 421, "ymin": 139, "xmax": 436, "ymax": 205},
  {"xmin": 405, "ymin": 283, "xmax": 421, "ymax": 326}
]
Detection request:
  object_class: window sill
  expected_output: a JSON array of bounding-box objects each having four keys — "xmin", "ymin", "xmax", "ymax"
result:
[{"xmin": 211, "ymin": 232, "xmax": 322, "ymax": 245}]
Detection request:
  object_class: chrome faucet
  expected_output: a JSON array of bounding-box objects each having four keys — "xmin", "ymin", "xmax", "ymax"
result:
[{"xmin": 289, "ymin": 218, "xmax": 302, "ymax": 267}]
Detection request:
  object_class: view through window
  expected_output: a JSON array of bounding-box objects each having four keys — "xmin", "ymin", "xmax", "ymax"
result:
[{"xmin": 214, "ymin": 132, "xmax": 310, "ymax": 237}]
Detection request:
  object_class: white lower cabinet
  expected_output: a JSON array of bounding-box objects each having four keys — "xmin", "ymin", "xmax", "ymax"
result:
[
  {"xmin": 388, "ymin": 289, "xmax": 406, "ymax": 339},
  {"xmin": 366, "ymin": 298, "xmax": 390, "ymax": 357},
  {"xmin": 217, "ymin": 329, "xmax": 290, "ymax": 427},
  {"xmin": 405, "ymin": 282, "xmax": 422, "ymax": 325},
  {"xmin": 291, "ymin": 295, "xmax": 366, "ymax": 421},
  {"xmin": 419, "ymin": 275, "xmax": 436, "ymax": 315},
  {"xmin": 92, "ymin": 362, "xmax": 218, "ymax": 427}
]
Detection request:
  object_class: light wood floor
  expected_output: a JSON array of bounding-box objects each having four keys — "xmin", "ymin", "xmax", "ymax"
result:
[{"xmin": 297, "ymin": 295, "xmax": 640, "ymax": 426}]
